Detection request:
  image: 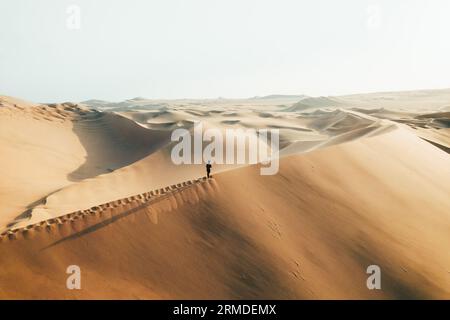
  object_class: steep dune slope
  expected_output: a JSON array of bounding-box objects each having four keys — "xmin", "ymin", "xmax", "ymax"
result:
[{"xmin": 1, "ymin": 128, "xmax": 449, "ymax": 299}]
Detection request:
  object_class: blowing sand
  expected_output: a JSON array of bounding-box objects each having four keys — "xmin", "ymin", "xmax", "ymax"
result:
[{"xmin": 0, "ymin": 90, "xmax": 449, "ymax": 299}]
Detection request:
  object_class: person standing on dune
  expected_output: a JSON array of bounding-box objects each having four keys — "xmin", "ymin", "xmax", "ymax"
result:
[{"xmin": 206, "ymin": 160, "xmax": 212, "ymax": 178}]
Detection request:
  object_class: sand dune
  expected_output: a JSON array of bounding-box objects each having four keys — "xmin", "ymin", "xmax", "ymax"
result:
[
  {"xmin": 0, "ymin": 90, "xmax": 449, "ymax": 299},
  {"xmin": 0, "ymin": 96, "xmax": 169, "ymax": 231},
  {"xmin": 1, "ymin": 128, "xmax": 449, "ymax": 299},
  {"xmin": 2, "ymin": 95, "xmax": 400, "ymax": 230}
]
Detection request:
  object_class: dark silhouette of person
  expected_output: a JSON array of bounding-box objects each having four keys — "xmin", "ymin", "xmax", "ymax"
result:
[{"xmin": 206, "ymin": 160, "xmax": 212, "ymax": 178}]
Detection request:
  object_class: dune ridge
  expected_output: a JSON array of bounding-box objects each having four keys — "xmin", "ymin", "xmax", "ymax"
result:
[{"xmin": 1, "ymin": 177, "xmax": 210, "ymax": 238}]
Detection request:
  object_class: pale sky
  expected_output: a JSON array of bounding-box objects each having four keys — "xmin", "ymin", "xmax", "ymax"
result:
[{"xmin": 1, "ymin": 0, "xmax": 449, "ymax": 102}]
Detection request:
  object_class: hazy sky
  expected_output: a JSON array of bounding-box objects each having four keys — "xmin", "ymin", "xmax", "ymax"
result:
[{"xmin": 1, "ymin": 0, "xmax": 449, "ymax": 102}]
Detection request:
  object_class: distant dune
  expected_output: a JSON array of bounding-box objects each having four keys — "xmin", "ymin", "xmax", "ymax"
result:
[
  {"xmin": 0, "ymin": 89, "xmax": 449, "ymax": 299},
  {"xmin": 284, "ymin": 96, "xmax": 348, "ymax": 111}
]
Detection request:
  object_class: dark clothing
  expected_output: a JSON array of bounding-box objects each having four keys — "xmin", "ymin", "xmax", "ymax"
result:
[{"xmin": 206, "ymin": 163, "xmax": 212, "ymax": 178}]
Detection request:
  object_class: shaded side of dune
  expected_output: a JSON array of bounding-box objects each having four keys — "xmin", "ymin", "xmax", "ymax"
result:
[{"xmin": 68, "ymin": 111, "xmax": 171, "ymax": 181}]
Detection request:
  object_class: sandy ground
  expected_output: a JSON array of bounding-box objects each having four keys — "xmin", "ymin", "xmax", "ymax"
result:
[{"xmin": 0, "ymin": 89, "xmax": 449, "ymax": 299}]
